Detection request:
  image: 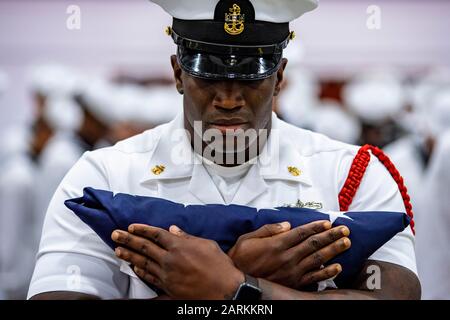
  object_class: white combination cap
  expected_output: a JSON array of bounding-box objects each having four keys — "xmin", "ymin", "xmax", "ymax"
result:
[
  {"xmin": 28, "ymin": 64, "xmax": 84, "ymax": 97},
  {"xmin": 408, "ymin": 67, "xmax": 450, "ymax": 112},
  {"xmin": 81, "ymin": 79, "xmax": 119, "ymax": 126},
  {"xmin": 343, "ymin": 70, "xmax": 406, "ymax": 124},
  {"xmin": 151, "ymin": 0, "xmax": 318, "ymax": 23},
  {"xmin": 278, "ymin": 68, "xmax": 319, "ymax": 128},
  {"xmin": 141, "ymin": 86, "xmax": 182, "ymax": 125},
  {"xmin": 112, "ymin": 85, "xmax": 181, "ymax": 126},
  {"xmin": 311, "ymin": 100, "xmax": 361, "ymax": 145}
]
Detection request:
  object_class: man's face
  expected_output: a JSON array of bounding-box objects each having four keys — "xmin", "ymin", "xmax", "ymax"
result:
[{"xmin": 171, "ymin": 55, "xmax": 287, "ymax": 156}]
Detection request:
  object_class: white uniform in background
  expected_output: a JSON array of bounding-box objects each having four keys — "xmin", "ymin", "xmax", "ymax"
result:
[
  {"xmin": 415, "ymin": 130, "xmax": 450, "ymax": 299},
  {"xmin": 309, "ymin": 100, "xmax": 361, "ymax": 145},
  {"xmin": 384, "ymin": 85, "xmax": 434, "ymax": 213},
  {"xmin": 0, "ymin": 127, "xmax": 36, "ymax": 299},
  {"xmin": 28, "ymin": 112, "xmax": 416, "ymax": 299},
  {"xmin": 34, "ymin": 96, "xmax": 86, "ymax": 239},
  {"xmin": 36, "ymin": 79, "xmax": 181, "ymax": 220},
  {"xmin": 30, "ymin": 66, "xmax": 88, "ymax": 245},
  {"xmin": 402, "ymin": 88, "xmax": 450, "ymax": 299},
  {"xmin": 385, "ymin": 135, "xmax": 427, "ymax": 213}
]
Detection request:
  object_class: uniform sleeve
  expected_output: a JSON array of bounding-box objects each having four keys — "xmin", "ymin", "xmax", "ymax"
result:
[
  {"xmin": 27, "ymin": 150, "xmax": 130, "ymax": 299},
  {"xmin": 344, "ymin": 153, "xmax": 418, "ymax": 275}
]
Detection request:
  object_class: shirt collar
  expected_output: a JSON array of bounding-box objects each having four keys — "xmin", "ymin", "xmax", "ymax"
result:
[
  {"xmin": 140, "ymin": 112, "xmax": 312, "ymax": 187},
  {"xmin": 258, "ymin": 113, "xmax": 312, "ymax": 186}
]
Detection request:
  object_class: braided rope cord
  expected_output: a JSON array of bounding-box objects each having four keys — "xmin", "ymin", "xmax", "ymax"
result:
[{"xmin": 338, "ymin": 144, "xmax": 415, "ymax": 234}]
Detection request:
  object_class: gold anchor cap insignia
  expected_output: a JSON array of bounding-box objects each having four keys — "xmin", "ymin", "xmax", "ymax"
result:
[
  {"xmin": 151, "ymin": 165, "xmax": 166, "ymax": 175},
  {"xmin": 224, "ymin": 4, "xmax": 245, "ymax": 35},
  {"xmin": 288, "ymin": 166, "xmax": 301, "ymax": 177}
]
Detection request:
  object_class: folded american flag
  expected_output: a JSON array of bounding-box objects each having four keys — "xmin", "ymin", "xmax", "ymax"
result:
[{"xmin": 65, "ymin": 187, "xmax": 410, "ymax": 286}]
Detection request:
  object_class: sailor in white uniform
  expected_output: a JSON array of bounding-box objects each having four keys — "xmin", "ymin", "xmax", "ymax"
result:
[
  {"xmin": 343, "ymin": 69, "xmax": 406, "ymax": 147},
  {"xmin": 34, "ymin": 96, "xmax": 86, "ymax": 240},
  {"xmin": 385, "ymin": 73, "xmax": 450, "ymax": 211},
  {"xmin": 415, "ymin": 130, "xmax": 450, "ymax": 299},
  {"xmin": 310, "ymin": 100, "xmax": 361, "ymax": 145},
  {"xmin": 28, "ymin": 0, "xmax": 420, "ymax": 300},
  {"xmin": 389, "ymin": 87, "xmax": 450, "ymax": 300},
  {"xmin": 103, "ymin": 83, "xmax": 181, "ymax": 145},
  {"xmin": 0, "ymin": 126, "xmax": 36, "ymax": 299}
]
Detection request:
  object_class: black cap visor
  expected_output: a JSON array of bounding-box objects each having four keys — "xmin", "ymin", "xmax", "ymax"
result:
[
  {"xmin": 177, "ymin": 47, "xmax": 283, "ymax": 80},
  {"xmin": 173, "ymin": 32, "xmax": 290, "ymax": 81}
]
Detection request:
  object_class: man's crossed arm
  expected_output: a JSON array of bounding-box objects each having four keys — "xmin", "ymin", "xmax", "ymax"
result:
[{"xmin": 31, "ymin": 221, "xmax": 421, "ymax": 300}]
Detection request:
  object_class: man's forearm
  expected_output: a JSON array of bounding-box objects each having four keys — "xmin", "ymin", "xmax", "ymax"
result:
[
  {"xmin": 258, "ymin": 279, "xmax": 380, "ymax": 300},
  {"xmin": 258, "ymin": 261, "xmax": 421, "ymax": 300},
  {"xmin": 30, "ymin": 291, "xmax": 100, "ymax": 300}
]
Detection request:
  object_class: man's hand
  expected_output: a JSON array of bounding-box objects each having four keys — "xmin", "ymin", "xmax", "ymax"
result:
[
  {"xmin": 227, "ymin": 221, "xmax": 351, "ymax": 289},
  {"xmin": 111, "ymin": 224, "xmax": 244, "ymax": 300}
]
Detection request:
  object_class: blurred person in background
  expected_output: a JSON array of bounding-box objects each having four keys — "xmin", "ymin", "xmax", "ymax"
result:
[
  {"xmin": 1, "ymin": 71, "xmax": 37, "ymax": 299},
  {"xmin": 385, "ymin": 69, "xmax": 450, "ymax": 212},
  {"xmin": 35, "ymin": 77, "xmax": 181, "ymax": 233},
  {"xmin": 29, "ymin": 65, "xmax": 90, "ymax": 247},
  {"xmin": 276, "ymin": 41, "xmax": 320, "ymax": 128},
  {"xmin": 386, "ymin": 77, "xmax": 450, "ymax": 299},
  {"xmin": 34, "ymin": 76, "xmax": 119, "ymax": 235},
  {"xmin": 414, "ymin": 129, "xmax": 450, "ymax": 299},
  {"xmin": 104, "ymin": 84, "xmax": 181, "ymax": 145},
  {"xmin": 0, "ymin": 69, "xmax": 10, "ymax": 163},
  {"xmin": 73, "ymin": 78, "xmax": 114, "ymax": 150},
  {"xmin": 34, "ymin": 96, "xmax": 85, "ymax": 239},
  {"xmin": 0, "ymin": 69, "xmax": 7, "ymax": 99},
  {"xmin": 343, "ymin": 70, "xmax": 407, "ymax": 148},
  {"xmin": 309, "ymin": 100, "xmax": 361, "ymax": 145},
  {"xmin": 28, "ymin": 65, "xmax": 82, "ymax": 161},
  {"xmin": 0, "ymin": 125, "xmax": 36, "ymax": 300}
]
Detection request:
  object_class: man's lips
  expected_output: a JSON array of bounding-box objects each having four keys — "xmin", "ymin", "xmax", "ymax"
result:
[{"xmin": 207, "ymin": 119, "xmax": 250, "ymax": 133}]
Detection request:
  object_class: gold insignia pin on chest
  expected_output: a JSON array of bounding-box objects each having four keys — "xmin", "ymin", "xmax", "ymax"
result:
[
  {"xmin": 151, "ymin": 165, "xmax": 166, "ymax": 175},
  {"xmin": 224, "ymin": 4, "xmax": 245, "ymax": 35},
  {"xmin": 288, "ymin": 166, "xmax": 301, "ymax": 177}
]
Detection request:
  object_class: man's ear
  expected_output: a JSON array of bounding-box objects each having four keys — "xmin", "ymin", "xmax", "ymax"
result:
[
  {"xmin": 274, "ymin": 58, "xmax": 288, "ymax": 97},
  {"xmin": 171, "ymin": 55, "xmax": 184, "ymax": 95}
]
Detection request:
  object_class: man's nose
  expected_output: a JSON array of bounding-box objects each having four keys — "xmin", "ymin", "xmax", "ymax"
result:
[{"xmin": 213, "ymin": 81, "xmax": 245, "ymax": 112}]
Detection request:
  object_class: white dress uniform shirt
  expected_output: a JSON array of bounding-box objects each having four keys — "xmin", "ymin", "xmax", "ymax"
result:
[{"xmin": 28, "ymin": 112, "xmax": 417, "ymax": 299}]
